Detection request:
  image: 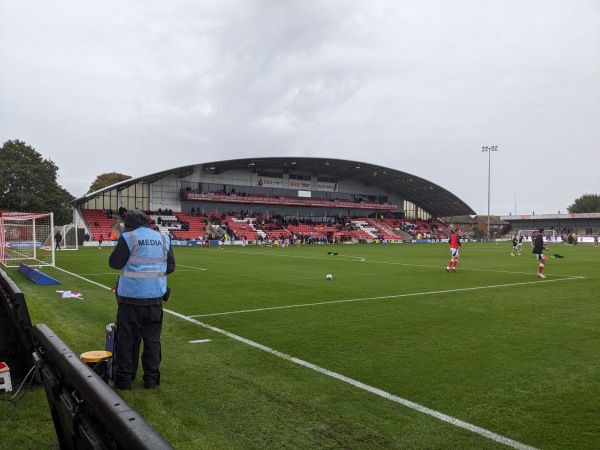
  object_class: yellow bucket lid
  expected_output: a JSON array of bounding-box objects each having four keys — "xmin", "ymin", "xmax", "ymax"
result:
[{"xmin": 80, "ymin": 350, "xmax": 112, "ymax": 363}]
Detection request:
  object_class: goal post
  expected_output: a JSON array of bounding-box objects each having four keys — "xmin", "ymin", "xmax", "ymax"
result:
[
  {"xmin": 0, "ymin": 212, "xmax": 55, "ymax": 267},
  {"xmin": 517, "ymin": 229, "xmax": 557, "ymax": 243},
  {"xmin": 43, "ymin": 224, "xmax": 79, "ymax": 250}
]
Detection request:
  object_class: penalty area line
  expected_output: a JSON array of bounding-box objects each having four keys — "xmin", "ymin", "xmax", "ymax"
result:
[
  {"xmin": 230, "ymin": 250, "xmax": 366, "ymax": 262},
  {"xmin": 165, "ymin": 309, "xmax": 538, "ymax": 450}
]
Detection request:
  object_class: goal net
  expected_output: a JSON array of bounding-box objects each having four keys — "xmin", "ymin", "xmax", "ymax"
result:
[
  {"xmin": 0, "ymin": 212, "xmax": 55, "ymax": 267},
  {"xmin": 43, "ymin": 224, "xmax": 79, "ymax": 250},
  {"xmin": 517, "ymin": 229, "xmax": 557, "ymax": 243}
]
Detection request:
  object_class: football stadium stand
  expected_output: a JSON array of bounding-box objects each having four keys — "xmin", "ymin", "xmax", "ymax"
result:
[{"xmin": 73, "ymin": 157, "xmax": 479, "ymax": 244}]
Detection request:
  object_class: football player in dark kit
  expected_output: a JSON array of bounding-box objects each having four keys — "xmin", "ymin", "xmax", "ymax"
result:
[
  {"xmin": 532, "ymin": 228, "xmax": 547, "ymax": 278},
  {"xmin": 109, "ymin": 209, "xmax": 176, "ymax": 389}
]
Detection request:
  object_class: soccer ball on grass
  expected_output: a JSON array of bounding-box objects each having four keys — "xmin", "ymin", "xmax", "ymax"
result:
[{"xmin": 325, "ymin": 274, "xmax": 333, "ymax": 280}]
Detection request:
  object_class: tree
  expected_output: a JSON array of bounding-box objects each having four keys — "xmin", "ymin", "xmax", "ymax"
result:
[
  {"xmin": 0, "ymin": 140, "xmax": 74, "ymax": 225},
  {"xmin": 87, "ymin": 172, "xmax": 132, "ymax": 194},
  {"xmin": 471, "ymin": 224, "xmax": 486, "ymax": 240},
  {"xmin": 567, "ymin": 194, "xmax": 600, "ymax": 214}
]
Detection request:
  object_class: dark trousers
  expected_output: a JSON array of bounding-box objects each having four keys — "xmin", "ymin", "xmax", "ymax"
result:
[{"xmin": 114, "ymin": 302, "xmax": 163, "ymax": 388}]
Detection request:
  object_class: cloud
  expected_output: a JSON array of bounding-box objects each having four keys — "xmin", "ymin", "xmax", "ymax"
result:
[{"xmin": 1, "ymin": 0, "xmax": 599, "ymax": 214}]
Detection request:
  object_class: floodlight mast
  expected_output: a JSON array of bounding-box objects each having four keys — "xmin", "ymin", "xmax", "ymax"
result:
[{"xmin": 482, "ymin": 146, "xmax": 498, "ymax": 240}]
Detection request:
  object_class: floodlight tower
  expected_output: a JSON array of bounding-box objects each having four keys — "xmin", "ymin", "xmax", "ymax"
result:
[{"xmin": 481, "ymin": 146, "xmax": 498, "ymax": 240}]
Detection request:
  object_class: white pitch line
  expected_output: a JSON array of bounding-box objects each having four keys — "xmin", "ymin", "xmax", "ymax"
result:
[
  {"xmin": 166, "ymin": 309, "xmax": 538, "ymax": 450},
  {"xmin": 177, "ymin": 265, "xmax": 208, "ymax": 271},
  {"xmin": 52, "ymin": 266, "xmax": 114, "ymax": 290},
  {"xmin": 204, "ymin": 249, "xmax": 581, "ymax": 278},
  {"xmin": 50, "ymin": 265, "xmax": 544, "ymax": 448},
  {"xmin": 189, "ymin": 276, "xmax": 582, "ymax": 318},
  {"xmin": 189, "ymin": 339, "xmax": 211, "ymax": 344},
  {"xmin": 364, "ymin": 259, "xmax": 583, "ymax": 278},
  {"xmin": 76, "ymin": 272, "xmax": 120, "ymax": 276},
  {"xmin": 228, "ymin": 249, "xmax": 366, "ymax": 262}
]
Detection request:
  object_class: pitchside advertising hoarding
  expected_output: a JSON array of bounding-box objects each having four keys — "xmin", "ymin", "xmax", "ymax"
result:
[
  {"xmin": 520, "ymin": 236, "xmax": 561, "ymax": 243},
  {"xmin": 170, "ymin": 240, "xmax": 205, "ymax": 246},
  {"xmin": 518, "ymin": 236, "xmax": 597, "ymax": 243},
  {"xmin": 5, "ymin": 242, "xmax": 43, "ymax": 248},
  {"xmin": 577, "ymin": 236, "xmax": 597, "ymax": 243}
]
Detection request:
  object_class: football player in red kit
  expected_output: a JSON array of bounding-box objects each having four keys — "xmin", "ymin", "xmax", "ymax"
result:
[{"xmin": 446, "ymin": 229, "xmax": 461, "ymax": 272}]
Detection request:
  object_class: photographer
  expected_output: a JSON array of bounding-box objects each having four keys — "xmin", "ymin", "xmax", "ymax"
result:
[{"xmin": 109, "ymin": 209, "xmax": 176, "ymax": 390}]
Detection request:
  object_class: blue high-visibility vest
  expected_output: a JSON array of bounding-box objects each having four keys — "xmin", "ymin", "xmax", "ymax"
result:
[{"xmin": 118, "ymin": 228, "xmax": 169, "ymax": 299}]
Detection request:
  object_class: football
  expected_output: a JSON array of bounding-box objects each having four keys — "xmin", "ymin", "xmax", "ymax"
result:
[{"xmin": 326, "ymin": 274, "xmax": 333, "ymax": 280}]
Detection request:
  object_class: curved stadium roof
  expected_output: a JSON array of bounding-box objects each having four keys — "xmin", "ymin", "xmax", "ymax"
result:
[{"xmin": 73, "ymin": 157, "xmax": 475, "ymax": 217}]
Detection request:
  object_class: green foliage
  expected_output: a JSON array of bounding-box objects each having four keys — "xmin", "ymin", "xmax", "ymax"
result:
[
  {"xmin": 4, "ymin": 243, "xmax": 599, "ymax": 449},
  {"xmin": 567, "ymin": 193, "xmax": 600, "ymax": 213},
  {"xmin": 471, "ymin": 224, "xmax": 485, "ymax": 239},
  {"xmin": 0, "ymin": 139, "xmax": 74, "ymax": 224},
  {"xmin": 87, "ymin": 172, "xmax": 132, "ymax": 194}
]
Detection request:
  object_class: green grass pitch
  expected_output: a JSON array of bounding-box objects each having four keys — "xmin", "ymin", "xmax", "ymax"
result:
[{"xmin": 2, "ymin": 241, "xmax": 599, "ymax": 449}]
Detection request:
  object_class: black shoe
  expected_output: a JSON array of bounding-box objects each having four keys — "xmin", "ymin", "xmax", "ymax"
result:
[
  {"xmin": 115, "ymin": 384, "xmax": 131, "ymax": 390},
  {"xmin": 144, "ymin": 383, "xmax": 159, "ymax": 389}
]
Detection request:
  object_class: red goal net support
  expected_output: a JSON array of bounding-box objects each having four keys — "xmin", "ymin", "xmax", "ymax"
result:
[{"xmin": 0, "ymin": 212, "xmax": 55, "ymax": 268}]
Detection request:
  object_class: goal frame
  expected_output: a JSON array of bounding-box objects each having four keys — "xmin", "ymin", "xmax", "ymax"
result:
[
  {"xmin": 44, "ymin": 224, "xmax": 79, "ymax": 251},
  {"xmin": 0, "ymin": 212, "xmax": 55, "ymax": 268},
  {"xmin": 517, "ymin": 229, "xmax": 557, "ymax": 243}
]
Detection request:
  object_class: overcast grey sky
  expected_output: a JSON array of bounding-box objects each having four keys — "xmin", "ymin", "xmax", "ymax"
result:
[{"xmin": 1, "ymin": 1, "xmax": 599, "ymax": 216}]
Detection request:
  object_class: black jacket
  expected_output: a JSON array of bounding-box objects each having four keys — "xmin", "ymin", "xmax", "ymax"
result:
[{"xmin": 532, "ymin": 234, "xmax": 545, "ymax": 255}]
